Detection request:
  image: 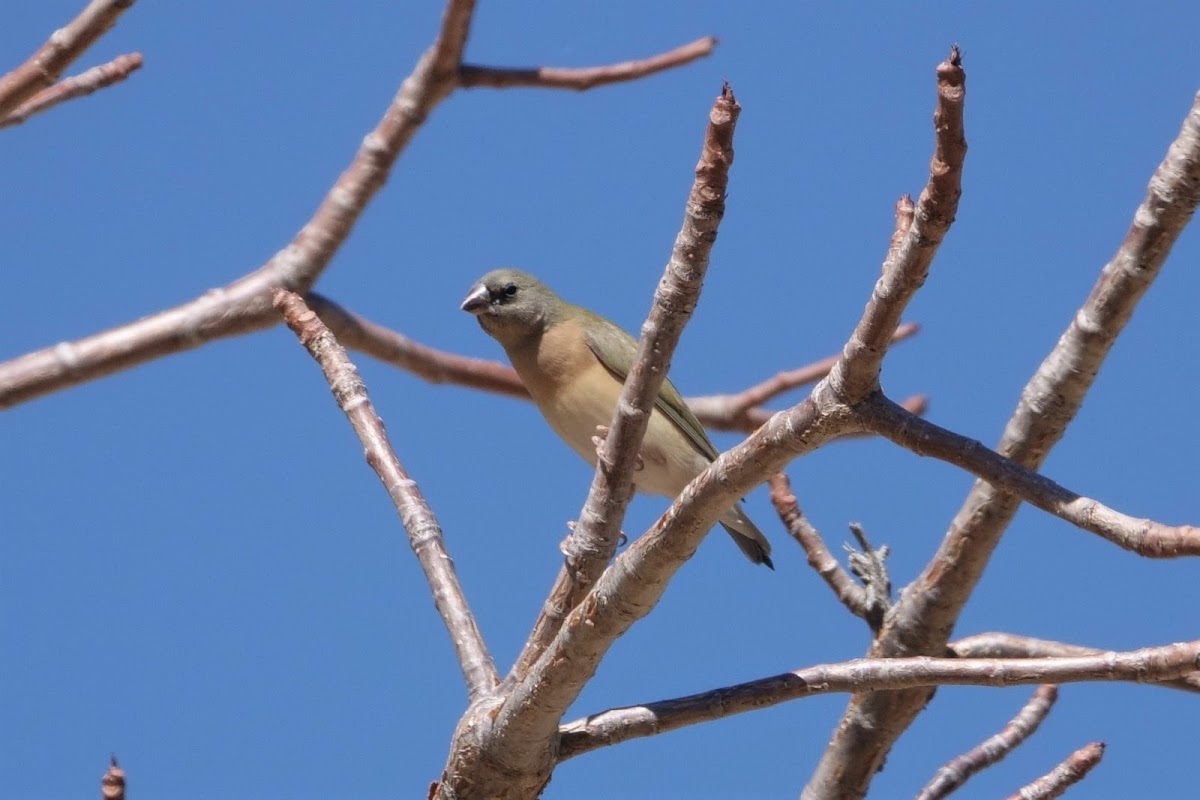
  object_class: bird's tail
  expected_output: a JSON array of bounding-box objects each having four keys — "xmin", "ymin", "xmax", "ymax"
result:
[{"xmin": 720, "ymin": 504, "xmax": 774, "ymax": 569}]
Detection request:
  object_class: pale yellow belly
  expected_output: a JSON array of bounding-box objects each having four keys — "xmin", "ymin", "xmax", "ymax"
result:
[{"xmin": 533, "ymin": 365, "xmax": 710, "ymax": 499}]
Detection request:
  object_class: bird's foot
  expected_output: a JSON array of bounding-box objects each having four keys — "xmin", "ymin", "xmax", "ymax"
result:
[{"xmin": 592, "ymin": 425, "xmax": 645, "ymax": 472}]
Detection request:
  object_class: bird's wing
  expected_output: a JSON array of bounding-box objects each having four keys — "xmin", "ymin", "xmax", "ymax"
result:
[{"xmin": 579, "ymin": 307, "xmax": 719, "ymax": 462}]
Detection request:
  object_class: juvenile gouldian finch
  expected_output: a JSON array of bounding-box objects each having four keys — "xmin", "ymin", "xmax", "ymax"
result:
[{"xmin": 461, "ymin": 268, "xmax": 773, "ymax": 568}]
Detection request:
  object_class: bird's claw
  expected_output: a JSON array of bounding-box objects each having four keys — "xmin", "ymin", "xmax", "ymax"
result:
[{"xmin": 592, "ymin": 425, "xmax": 645, "ymax": 472}]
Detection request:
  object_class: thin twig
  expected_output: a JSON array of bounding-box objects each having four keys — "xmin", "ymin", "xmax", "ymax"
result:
[
  {"xmin": 308, "ymin": 293, "xmax": 528, "ymax": 400},
  {"xmin": 0, "ymin": 51, "xmax": 142, "ymax": 129},
  {"xmin": 768, "ymin": 473, "xmax": 871, "ymax": 621},
  {"xmin": 274, "ymin": 290, "xmax": 498, "ymax": 699},
  {"xmin": 0, "ymin": 0, "xmax": 135, "ymax": 118},
  {"xmin": 556, "ymin": 641, "xmax": 1198, "ymax": 760},
  {"xmin": 916, "ymin": 685, "xmax": 1059, "ymax": 800},
  {"xmin": 1006, "ymin": 742, "xmax": 1105, "ymax": 800},
  {"xmin": 460, "ymin": 37, "xmax": 716, "ymax": 91},
  {"xmin": 950, "ymin": 632, "xmax": 1200, "ymax": 694},
  {"xmin": 688, "ymin": 321, "xmax": 920, "ymax": 423}
]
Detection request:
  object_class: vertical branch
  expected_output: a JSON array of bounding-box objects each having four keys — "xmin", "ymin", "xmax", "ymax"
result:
[{"xmin": 827, "ymin": 51, "xmax": 965, "ymax": 404}]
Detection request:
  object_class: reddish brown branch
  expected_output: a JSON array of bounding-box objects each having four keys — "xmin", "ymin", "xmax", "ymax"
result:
[
  {"xmin": 0, "ymin": 0, "xmax": 136, "ymax": 118},
  {"xmin": 460, "ymin": 37, "xmax": 716, "ymax": 91},
  {"xmin": 769, "ymin": 473, "xmax": 872, "ymax": 622},
  {"xmin": 0, "ymin": 51, "xmax": 142, "ymax": 129},
  {"xmin": 688, "ymin": 321, "xmax": 920, "ymax": 424},
  {"xmin": 916, "ymin": 685, "xmax": 1059, "ymax": 800},
  {"xmin": 827, "ymin": 48, "xmax": 965, "ymax": 405},
  {"xmin": 274, "ymin": 290, "xmax": 498, "ymax": 699},
  {"xmin": 1005, "ymin": 742, "xmax": 1105, "ymax": 800},
  {"xmin": 307, "ymin": 293, "xmax": 527, "ymax": 399}
]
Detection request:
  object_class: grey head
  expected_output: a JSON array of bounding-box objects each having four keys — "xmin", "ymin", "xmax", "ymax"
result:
[{"xmin": 460, "ymin": 268, "xmax": 568, "ymax": 348}]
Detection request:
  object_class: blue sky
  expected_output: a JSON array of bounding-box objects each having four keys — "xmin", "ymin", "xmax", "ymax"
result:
[{"xmin": 3, "ymin": 2, "xmax": 1198, "ymax": 798}]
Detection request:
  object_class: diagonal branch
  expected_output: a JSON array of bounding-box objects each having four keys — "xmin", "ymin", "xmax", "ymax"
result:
[
  {"xmin": 860, "ymin": 393, "xmax": 1200, "ymax": 556},
  {"xmin": 768, "ymin": 473, "xmax": 875, "ymax": 625},
  {"xmin": 1005, "ymin": 742, "xmax": 1104, "ymax": 800},
  {"xmin": 0, "ymin": 0, "xmax": 135, "ymax": 118},
  {"xmin": 0, "ymin": 0, "xmax": 476, "ymax": 409},
  {"xmin": 497, "ymin": 48, "xmax": 967, "ymax": 764},
  {"xmin": 508, "ymin": 81, "xmax": 741, "ymax": 681},
  {"xmin": 916, "ymin": 685, "xmax": 1059, "ymax": 800},
  {"xmin": 308, "ymin": 293, "xmax": 528, "ymax": 400},
  {"xmin": 0, "ymin": 13, "xmax": 715, "ymax": 410},
  {"xmin": 0, "ymin": 51, "xmax": 142, "ymax": 129},
  {"xmin": 556, "ymin": 641, "xmax": 1198, "ymax": 760},
  {"xmin": 460, "ymin": 37, "xmax": 716, "ymax": 91},
  {"xmin": 687, "ymin": 321, "xmax": 920, "ymax": 424},
  {"xmin": 274, "ymin": 290, "xmax": 498, "ymax": 699}
]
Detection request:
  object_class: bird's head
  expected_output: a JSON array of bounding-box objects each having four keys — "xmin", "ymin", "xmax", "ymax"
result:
[{"xmin": 461, "ymin": 268, "xmax": 564, "ymax": 347}]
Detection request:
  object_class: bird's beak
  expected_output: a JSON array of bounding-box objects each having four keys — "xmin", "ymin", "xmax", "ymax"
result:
[{"xmin": 460, "ymin": 284, "xmax": 491, "ymax": 316}]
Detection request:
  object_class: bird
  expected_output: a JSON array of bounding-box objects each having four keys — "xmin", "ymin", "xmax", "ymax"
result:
[{"xmin": 460, "ymin": 268, "xmax": 773, "ymax": 568}]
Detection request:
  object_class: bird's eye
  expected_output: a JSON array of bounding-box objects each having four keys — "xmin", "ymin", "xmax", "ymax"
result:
[{"xmin": 503, "ymin": 283, "xmax": 519, "ymax": 298}]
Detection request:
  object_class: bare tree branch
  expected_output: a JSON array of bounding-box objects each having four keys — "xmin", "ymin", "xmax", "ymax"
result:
[
  {"xmin": 556, "ymin": 642, "xmax": 1197, "ymax": 760},
  {"xmin": 803, "ymin": 71, "xmax": 1200, "ymax": 800},
  {"xmin": 915, "ymin": 685, "xmax": 1058, "ymax": 800},
  {"xmin": 826, "ymin": 47, "xmax": 965, "ymax": 406},
  {"xmin": 274, "ymin": 290, "xmax": 498, "ymax": 699},
  {"xmin": 0, "ymin": 51, "xmax": 142, "ymax": 129},
  {"xmin": 101, "ymin": 756, "xmax": 125, "ymax": 800},
  {"xmin": 861, "ymin": 393, "xmax": 1200, "ymax": 556},
  {"xmin": 0, "ymin": 1, "xmax": 474, "ymax": 408},
  {"xmin": 308, "ymin": 293, "xmax": 528, "ymax": 400},
  {"xmin": 0, "ymin": 16, "xmax": 715, "ymax": 410},
  {"xmin": 432, "ymin": 83, "xmax": 744, "ymax": 800},
  {"xmin": 687, "ymin": 321, "xmax": 920, "ymax": 424},
  {"xmin": 950, "ymin": 632, "xmax": 1200, "ymax": 694},
  {"xmin": 0, "ymin": 0, "xmax": 135, "ymax": 118},
  {"xmin": 768, "ymin": 473, "xmax": 874, "ymax": 624},
  {"xmin": 460, "ymin": 37, "xmax": 716, "ymax": 91},
  {"xmin": 1005, "ymin": 742, "xmax": 1105, "ymax": 800},
  {"xmin": 509, "ymin": 77, "xmax": 740, "ymax": 703},
  {"xmin": 308, "ymin": 293, "xmax": 928, "ymax": 434}
]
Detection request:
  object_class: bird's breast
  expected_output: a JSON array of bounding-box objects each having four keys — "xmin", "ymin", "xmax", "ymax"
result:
[{"xmin": 507, "ymin": 323, "xmax": 708, "ymax": 498}]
